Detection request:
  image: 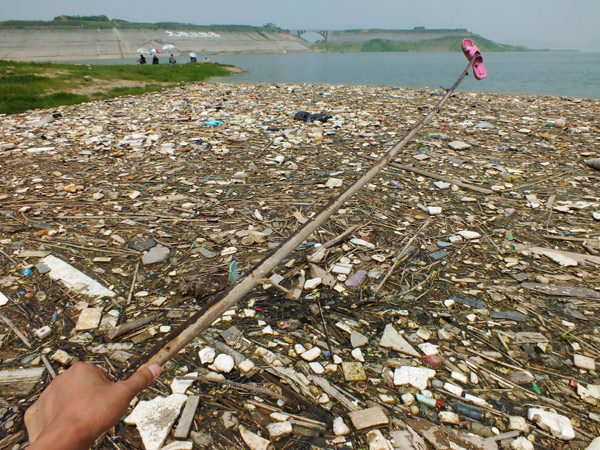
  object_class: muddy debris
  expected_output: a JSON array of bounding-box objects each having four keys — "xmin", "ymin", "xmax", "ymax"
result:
[{"xmin": 1, "ymin": 82, "xmax": 600, "ymax": 449}]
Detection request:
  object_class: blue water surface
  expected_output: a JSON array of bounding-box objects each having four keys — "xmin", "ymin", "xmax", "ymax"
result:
[{"xmin": 71, "ymin": 52, "xmax": 600, "ymax": 99}]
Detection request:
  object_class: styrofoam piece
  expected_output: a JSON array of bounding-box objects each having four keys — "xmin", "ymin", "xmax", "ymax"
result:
[
  {"xmin": 0, "ymin": 291, "xmax": 8, "ymax": 306},
  {"xmin": 40, "ymin": 255, "xmax": 115, "ymax": 298},
  {"xmin": 239, "ymin": 425, "xmax": 270, "ymax": 450},
  {"xmin": 124, "ymin": 394, "xmax": 188, "ymax": 450},
  {"xmin": 35, "ymin": 326, "xmax": 52, "ymax": 339},
  {"xmin": 171, "ymin": 372, "xmax": 198, "ymax": 394},
  {"xmin": 527, "ymin": 408, "xmax": 575, "ymax": 440},
  {"xmin": 379, "ymin": 324, "xmax": 419, "ymax": 357},
  {"xmin": 585, "ymin": 437, "xmax": 600, "ymax": 450},
  {"xmin": 393, "ymin": 366, "xmax": 436, "ymax": 390}
]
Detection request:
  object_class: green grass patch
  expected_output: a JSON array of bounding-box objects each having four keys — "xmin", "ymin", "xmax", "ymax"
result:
[{"xmin": 0, "ymin": 60, "xmax": 233, "ymax": 114}]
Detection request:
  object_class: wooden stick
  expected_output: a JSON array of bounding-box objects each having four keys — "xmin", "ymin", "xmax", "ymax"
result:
[
  {"xmin": 257, "ymin": 277, "xmax": 289, "ymax": 295},
  {"xmin": 108, "ymin": 314, "xmax": 158, "ymax": 341},
  {"xmin": 545, "ymin": 194, "xmax": 555, "ymax": 229},
  {"xmin": 0, "ymin": 248, "xmax": 18, "ymax": 266},
  {"xmin": 0, "ymin": 313, "xmax": 31, "ymax": 349},
  {"xmin": 182, "ymin": 375, "xmax": 288, "ymax": 402},
  {"xmin": 126, "ymin": 262, "xmax": 140, "ymax": 306},
  {"xmin": 121, "ymin": 56, "xmax": 478, "ymax": 379},
  {"xmin": 389, "ymin": 162, "xmax": 494, "ymax": 194},
  {"xmin": 320, "ymin": 223, "xmax": 366, "ymax": 250},
  {"xmin": 373, "ymin": 219, "xmax": 430, "ymax": 295},
  {"xmin": 245, "ymin": 400, "xmax": 328, "ymax": 427},
  {"xmin": 316, "ymin": 299, "xmax": 336, "ymax": 364},
  {"xmin": 41, "ymin": 354, "xmax": 57, "ymax": 379}
]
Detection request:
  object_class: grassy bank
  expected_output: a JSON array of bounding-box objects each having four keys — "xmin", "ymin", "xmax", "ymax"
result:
[
  {"xmin": 0, "ymin": 60, "xmax": 233, "ymax": 115},
  {"xmin": 311, "ymin": 36, "xmax": 528, "ymax": 53}
]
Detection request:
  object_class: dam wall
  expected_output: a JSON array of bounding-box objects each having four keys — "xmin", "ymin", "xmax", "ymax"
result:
[{"xmin": 0, "ymin": 28, "xmax": 310, "ymax": 61}]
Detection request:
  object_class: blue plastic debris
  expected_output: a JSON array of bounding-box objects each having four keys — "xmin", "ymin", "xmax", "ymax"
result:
[
  {"xmin": 228, "ymin": 260, "xmax": 239, "ymax": 284},
  {"xmin": 297, "ymin": 242, "xmax": 317, "ymax": 249}
]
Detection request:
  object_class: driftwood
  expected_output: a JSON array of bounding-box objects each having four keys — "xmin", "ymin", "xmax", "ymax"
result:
[
  {"xmin": 373, "ymin": 219, "xmax": 430, "ymax": 295},
  {"xmin": 391, "ymin": 162, "xmax": 494, "ymax": 194},
  {"xmin": 122, "ymin": 55, "xmax": 478, "ymax": 379},
  {"xmin": 108, "ymin": 314, "xmax": 159, "ymax": 341},
  {"xmin": 173, "ymin": 395, "xmax": 200, "ymax": 439},
  {"xmin": 0, "ymin": 314, "xmax": 31, "ymax": 349}
]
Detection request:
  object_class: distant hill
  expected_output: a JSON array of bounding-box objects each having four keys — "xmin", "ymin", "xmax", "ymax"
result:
[
  {"xmin": 311, "ymin": 28, "xmax": 528, "ymax": 52},
  {"xmin": 312, "ymin": 36, "xmax": 527, "ymax": 52}
]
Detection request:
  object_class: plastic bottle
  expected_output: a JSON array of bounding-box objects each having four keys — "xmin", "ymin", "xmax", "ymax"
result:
[
  {"xmin": 416, "ymin": 394, "xmax": 445, "ymax": 408},
  {"xmin": 584, "ymin": 158, "xmax": 600, "ymax": 170},
  {"xmin": 416, "ymin": 394, "xmax": 436, "ymax": 408},
  {"xmin": 455, "ymin": 402, "xmax": 493, "ymax": 425}
]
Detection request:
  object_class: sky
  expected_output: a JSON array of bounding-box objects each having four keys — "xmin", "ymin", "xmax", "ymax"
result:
[{"xmin": 2, "ymin": 0, "xmax": 599, "ymax": 52}]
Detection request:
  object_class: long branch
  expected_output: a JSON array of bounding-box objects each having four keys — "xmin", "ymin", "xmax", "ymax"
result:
[{"xmin": 121, "ymin": 56, "xmax": 477, "ymax": 379}]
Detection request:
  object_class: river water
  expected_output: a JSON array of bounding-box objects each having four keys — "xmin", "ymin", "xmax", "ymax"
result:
[{"xmin": 75, "ymin": 52, "xmax": 600, "ymax": 99}]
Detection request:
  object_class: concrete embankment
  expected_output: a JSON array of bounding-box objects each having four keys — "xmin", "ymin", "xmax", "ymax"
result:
[{"xmin": 0, "ymin": 28, "xmax": 310, "ymax": 61}]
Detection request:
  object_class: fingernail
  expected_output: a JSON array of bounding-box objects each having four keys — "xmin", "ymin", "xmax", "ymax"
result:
[{"xmin": 148, "ymin": 363, "xmax": 161, "ymax": 381}]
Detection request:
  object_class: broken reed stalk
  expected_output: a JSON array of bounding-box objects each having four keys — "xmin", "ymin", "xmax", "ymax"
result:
[
  {"xmin": 121, "ymin": 55, "xmax": 478, "ymax": 379},
  {"xmin": 373, "ymin": 219, "xmax": 431, "ymax": 296}
]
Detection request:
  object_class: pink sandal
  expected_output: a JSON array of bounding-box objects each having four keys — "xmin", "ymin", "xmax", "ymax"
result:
[{"xmin": 462, "ymin": 38, "xmax": 487, "ymax": 80}]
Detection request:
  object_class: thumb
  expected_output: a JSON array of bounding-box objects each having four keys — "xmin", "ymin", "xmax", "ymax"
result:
[{"xmin": 119, "ymin": 363, "xmax": 161, "ymax": 398}]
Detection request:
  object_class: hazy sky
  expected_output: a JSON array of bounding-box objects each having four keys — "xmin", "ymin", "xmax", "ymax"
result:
[{"xmin": 2, "ymin": 0, "xmax": 599, "ymax": 51}]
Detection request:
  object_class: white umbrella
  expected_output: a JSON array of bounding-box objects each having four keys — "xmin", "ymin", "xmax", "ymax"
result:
[{"xmin": 136, "ymin": 47, "xmax": 160, "ymax": 55}]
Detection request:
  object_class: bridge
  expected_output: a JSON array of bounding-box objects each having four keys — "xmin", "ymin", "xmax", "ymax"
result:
[{"xmin": 288, "ymin": 29, "xmax": 331, "ymax": 42}]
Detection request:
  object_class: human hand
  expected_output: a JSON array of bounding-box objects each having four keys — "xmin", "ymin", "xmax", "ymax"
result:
[{"xmin": 25, "ymin": 361, "xmax": 161, "ymax": 450}]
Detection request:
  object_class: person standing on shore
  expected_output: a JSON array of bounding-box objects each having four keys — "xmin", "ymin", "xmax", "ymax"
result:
[
  {"xmin": 137, "ymin": 54, "xmax": 146, "ymax": 65},
  {"xmin": 152, "ymin": 54, "xmax": 159, "ymax": 65},
  {"xmin": 169, "ymin": 54, "xmax": 176, "ymax": 64}
]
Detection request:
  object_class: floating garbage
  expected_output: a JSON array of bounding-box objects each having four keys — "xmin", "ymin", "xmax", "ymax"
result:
[{"xmin": 1, "ymin": 81, "xmax": 599, "ymax": 450}]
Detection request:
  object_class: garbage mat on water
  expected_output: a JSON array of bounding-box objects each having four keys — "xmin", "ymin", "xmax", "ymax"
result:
[{"xmin": 1, "ymin": 76, "xmax": 600, "ymax": 450}]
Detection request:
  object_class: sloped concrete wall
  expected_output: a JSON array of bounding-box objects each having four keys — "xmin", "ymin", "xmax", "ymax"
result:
[{"xmin": 0, "ymin": 28, "xmax": 310, "ymax": 61}]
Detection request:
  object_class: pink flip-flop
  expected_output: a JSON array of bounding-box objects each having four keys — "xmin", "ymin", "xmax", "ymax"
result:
[{"xmin": 462, "ymin": 38, "xmax": 487, "ymax": 80}]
